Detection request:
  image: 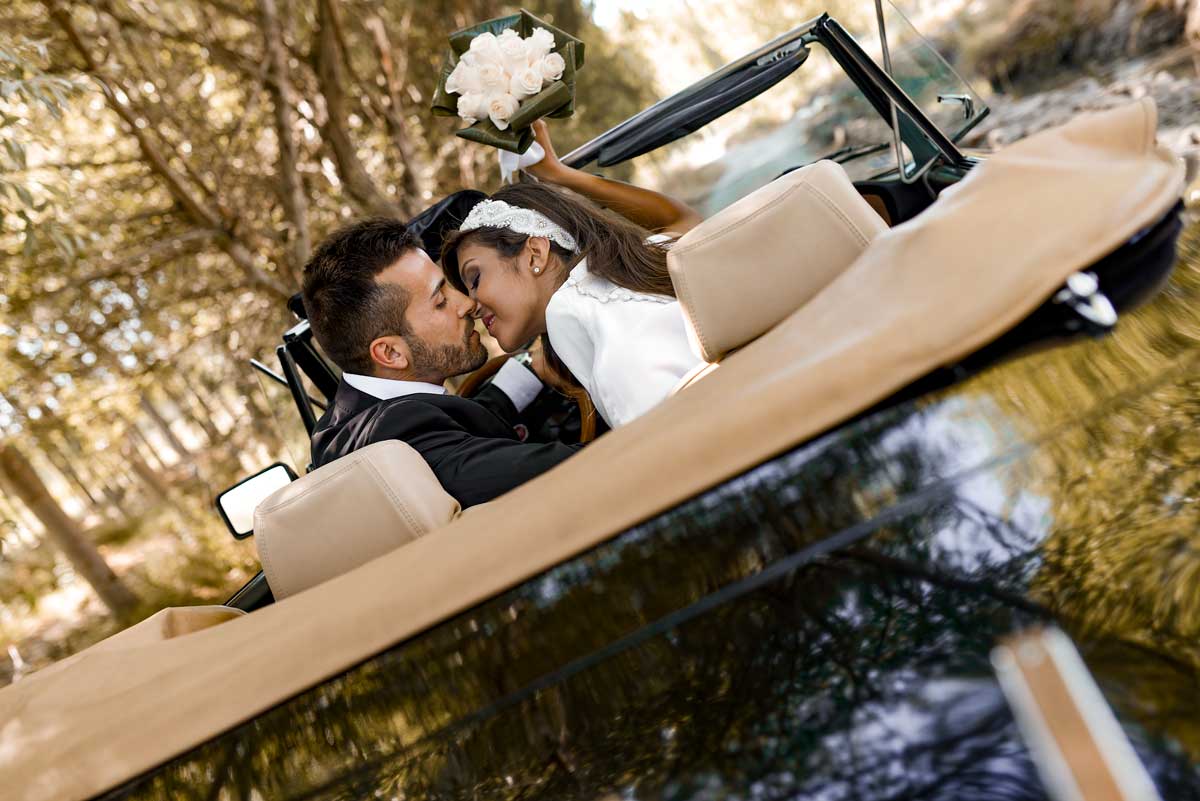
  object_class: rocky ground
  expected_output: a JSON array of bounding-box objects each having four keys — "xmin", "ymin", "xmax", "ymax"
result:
[{"xmin": 962, "ymin": 46, "xmax": 1200, "ymax": 200}]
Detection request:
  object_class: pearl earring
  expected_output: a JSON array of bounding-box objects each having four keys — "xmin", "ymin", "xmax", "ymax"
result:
[{"xmin": 533, "ymin": 266, "xmax": 541, "ymax": 275}]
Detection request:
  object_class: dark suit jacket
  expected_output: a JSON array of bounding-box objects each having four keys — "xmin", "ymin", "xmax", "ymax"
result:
[{"xmin": 311, "ymin": 379, "xmax": 581, "ymax": 508}]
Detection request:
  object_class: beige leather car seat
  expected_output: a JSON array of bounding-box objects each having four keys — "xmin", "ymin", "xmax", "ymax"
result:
[
  {"xmin": 254, "ymin": 441, "xmax": 460, "ymax": 600},
  {"xmin": 668, "ymin": 160, "xmax": 888, "ymax": 388}
]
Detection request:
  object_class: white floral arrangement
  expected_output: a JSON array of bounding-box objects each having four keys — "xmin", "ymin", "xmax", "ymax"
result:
[
  {"xmin": 445, "ymin": 28, "xmax": 566, "ymax": 131},
  {"xmin": 432, "ymin": 10, "xmax": 584, "ymax": 154}
]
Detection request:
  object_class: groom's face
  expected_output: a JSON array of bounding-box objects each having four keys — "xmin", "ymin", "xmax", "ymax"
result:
[{"xmin": 374, "ymin": 249, "xmax": 488, "ymax": 382}]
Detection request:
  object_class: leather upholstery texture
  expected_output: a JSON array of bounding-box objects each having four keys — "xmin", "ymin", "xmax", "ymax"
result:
[
  {"xmin": 255, "ymin": 441, "xmax": 461, "ymax": 600},
  {"xmin": 667, "ymin": 160, "xmax": 888, "ymax": 362}
]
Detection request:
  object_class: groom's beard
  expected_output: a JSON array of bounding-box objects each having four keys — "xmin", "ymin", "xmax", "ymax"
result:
[{"xmin": 404, "ymin": 323, "xmax": 488, "ymax": 381}]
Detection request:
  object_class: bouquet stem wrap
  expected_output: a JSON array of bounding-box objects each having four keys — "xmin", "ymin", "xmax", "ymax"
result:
[{"xmin": 431, "ymin": 9, "xmax": 585, "ymax": 155}]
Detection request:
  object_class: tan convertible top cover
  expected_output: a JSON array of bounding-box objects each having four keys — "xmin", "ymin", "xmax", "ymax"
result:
[{"xmin": 0, "ymin": 99, "xmax": 1184, "ymax": 801}]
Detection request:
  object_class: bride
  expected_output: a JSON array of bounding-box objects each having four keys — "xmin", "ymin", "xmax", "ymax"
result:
[{"xmin": 441, "ymin": 121, "xmax": 706, "ymax": 430}]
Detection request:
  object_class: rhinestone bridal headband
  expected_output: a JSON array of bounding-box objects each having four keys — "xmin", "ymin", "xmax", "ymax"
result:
[{"xmin": 459, "ymin": 199, "xmax": 579, "ymax": 252}]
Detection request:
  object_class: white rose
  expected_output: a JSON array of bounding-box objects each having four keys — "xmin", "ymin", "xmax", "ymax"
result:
[
  {"xmin": 526, "ymin": 27, "xmax": 556, "ymax": 60},
  {"xmin": 445, "ymin": 61, "xmax": 481, "ymax": 95},
  {"xmin": 476, "ymin": 61, "xmax": 507, "ymax": 90},
  {"xmin": 487, "ymin": 92, "xmax": 520, "ymax": 130},
  {"xmin": 462, "ymin": 63, "xmax": 485, "ymax": 93},
  {"xmin": 467, "ymin": 32, "xmax": 503, "ymax": 64},
  {"xmin": 497, "ymin": 28, "xmax": 521, "ymax": 43},
  {"xmin": 538, "ymin": 52, "xmax": 566, "ymax": 82},
  {"xmin": 499, "ymin": 31, "xmax": 532, "ymax": 74},
  {"xmin": 508, "ymin": 65, "xmax": 543, "ymax": 100},
  {"xmin": 457, "ymin": 92, "xmax": 488, "ymax": 125}
]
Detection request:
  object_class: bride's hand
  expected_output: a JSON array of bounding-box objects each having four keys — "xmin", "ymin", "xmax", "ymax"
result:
[{"xmin": 523, "ymin": 120, "xmax": 569, "ymax": 183}]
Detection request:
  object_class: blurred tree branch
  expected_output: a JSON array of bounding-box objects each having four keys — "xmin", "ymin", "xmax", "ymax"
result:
[
  {"xmin": 259, "ymin": 0, "xmax": 310, "ymax": 282},
  {"xmin": 46, "ymin": 0, "xmax": 293, "ymax": 298},
  {"xmin": 313, "ymin": 0, "xmax": 404, "ymax": 218}
]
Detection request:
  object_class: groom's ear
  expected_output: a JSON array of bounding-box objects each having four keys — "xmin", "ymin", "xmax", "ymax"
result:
[{"xmin": 368, "ymin": 334, "xmax": 411, "ymax": 374}]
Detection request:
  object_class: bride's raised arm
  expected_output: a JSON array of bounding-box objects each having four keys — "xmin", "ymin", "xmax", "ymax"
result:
[{"xmin": 523, "ymin": 120, "xmax": 703, "ymax": 235}]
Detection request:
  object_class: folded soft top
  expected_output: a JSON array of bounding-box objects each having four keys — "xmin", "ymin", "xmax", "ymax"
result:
[{"xmin": 0, "ymin": 98, "xmax": 1183, "ymax": 801}]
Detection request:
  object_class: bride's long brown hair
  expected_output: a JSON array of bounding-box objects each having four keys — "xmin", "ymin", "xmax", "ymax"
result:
[
  {"xmin": 440, "ymin": 181, "xmax": 676, "ymax": 299},
  {"xmin": 440, "ymin": 182, "xmax": 677, "ymax": 438}
]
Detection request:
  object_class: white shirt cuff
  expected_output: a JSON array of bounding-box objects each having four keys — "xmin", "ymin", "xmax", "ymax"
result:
[{"xmin": 490, "ymin": 358, "xmax": 543, "ymax": 412}]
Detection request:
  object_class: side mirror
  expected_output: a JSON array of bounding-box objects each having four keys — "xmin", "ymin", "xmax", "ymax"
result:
[{"xmin": 216, "ymin": 463, "xmax": 297, "ymax": 540}]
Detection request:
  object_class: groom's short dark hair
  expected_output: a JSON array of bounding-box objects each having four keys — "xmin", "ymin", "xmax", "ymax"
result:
[{"xmin": 301, "ymin": 218, "xmax": 423, "ymax": 375}]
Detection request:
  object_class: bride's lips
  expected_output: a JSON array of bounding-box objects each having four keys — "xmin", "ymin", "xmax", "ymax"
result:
[{"xmin": 482, "ymin": 313, "xmax": 496, "ymax": 332}]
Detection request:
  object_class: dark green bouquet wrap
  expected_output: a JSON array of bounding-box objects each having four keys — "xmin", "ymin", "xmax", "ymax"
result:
[{"xmin": 431, "ymin": 9, "xmax": 585, "ymax": 155}]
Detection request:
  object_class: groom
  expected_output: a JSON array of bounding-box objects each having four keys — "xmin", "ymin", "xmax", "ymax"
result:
[{"xmin": 301, "ymin": 217, "xmax": 580, "ymax": 508}]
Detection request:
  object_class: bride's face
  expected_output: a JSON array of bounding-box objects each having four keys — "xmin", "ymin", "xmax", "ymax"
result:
[{"xmin": 456, "ymin": 239, "xmax": 550, "ymax": 351}]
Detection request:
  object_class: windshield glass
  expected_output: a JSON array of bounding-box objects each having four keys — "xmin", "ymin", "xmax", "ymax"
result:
[
  {"xmin": 872, "ymin": 1, "xmax": 987, "ymax": 144},
  {"xmin": 629, "ymin": 42, "xmax": 913, "ymax": 217}
]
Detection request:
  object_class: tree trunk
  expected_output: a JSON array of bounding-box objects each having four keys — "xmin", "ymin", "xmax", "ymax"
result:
[
  {"xmin": 260, "ymin": 0, "xmax": 312, "ymax": 282},
  {"xmin": 0, "ymin": 442, "xmax": 140, "ymax": 623},
  {"xmin": 38, "ymin": 429, "xmax": 99, "ymax": 503},
  {"xmin": 208, "ymin": 375, "xmax": 245, "ymax": 423},
  {"xmin": 37, "ymin": 434, "xmax": 106, "ymax": 514},
  {"xmin": 180, "ymin": 371, "xmax": 225, "ymax": 438},
  {"xmin": 314, "ymin": 0, "xmax": 405, "ymax": 218},
  {"xmin": 33, "ymin": 406, "xmax": 123, "ymax": 520},
  {"xmin": 124, "ymin": 445, "xmax": 173, "ymax": 503},
  {"xmin": 164, "ymin": 381, "xmax": 221, "ymax": 444},
  {"xmin": 0, "ymin": 491, "xmax": 42, "ymax": 537},
  {"xmin": 59, "ymin": 431, "xmax": 128, "ymax": 517},
  {"xmin": 94, "ymin": 461, "xmax": 132, "ymax": 515},
  {"xmin": 127, "ymin": 423, "xmax": 170, "ymax": 472},
  {"xmin": 140, "ymin": 395, "xmax": 191, "ymax": 458},
  {"xmin": 236, "ymin": 377, "xmax": 289, "ymax": 453}
]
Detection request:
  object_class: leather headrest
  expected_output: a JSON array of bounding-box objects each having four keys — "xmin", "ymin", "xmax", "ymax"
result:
[
  {"xmin": 254, "ymin": 441, "xmax": 460, "ymax": 600},
  {"xmin": 667, "ymin": 160, "xmax": 887, "ymax": 362}
]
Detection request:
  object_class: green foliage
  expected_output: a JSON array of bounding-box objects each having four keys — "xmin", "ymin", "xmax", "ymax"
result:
[
  {"xmin": 0, "ymin": 34, "xmax": 82, "ymax": 263},
  {"xmin": 0, "ymin": 37, "xmax": 76, "ymax": 116}
]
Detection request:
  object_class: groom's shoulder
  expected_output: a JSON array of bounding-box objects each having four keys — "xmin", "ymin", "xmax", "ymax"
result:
[{"xmin": 368, "ymin": 391, "xmax": 489, "ymax": 428}]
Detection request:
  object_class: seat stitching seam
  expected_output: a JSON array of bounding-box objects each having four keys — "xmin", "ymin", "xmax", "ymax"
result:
[
  {"xmin": 799, "ymin": 182, "xmax": 872, "ymax": 247},
  {"xmin": 672, "ymin": 256, "xmax": 705, "ymax": 357},
  {"xmin": 364, "ymin": 459, "xmax": 424, "ymax": 537},
  {"xmin": 669, "ymin": 176, "xmax": 813, "ymax": 252},
  {"xmin": 671, "ymin": 169, "xmax": 873, "ymax": 253},
  {"xmin": 256, "ymin": 459, "xmax": 360, "ymax": 513},
  {"xmin": 256, "ymin": 517, "xmax": 291, "ymax": 599}
]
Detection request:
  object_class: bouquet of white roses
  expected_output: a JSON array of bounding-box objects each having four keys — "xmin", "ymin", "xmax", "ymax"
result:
[{"xmin": 432, "ymin": 9, "xmax": 585, "ymax": 154}]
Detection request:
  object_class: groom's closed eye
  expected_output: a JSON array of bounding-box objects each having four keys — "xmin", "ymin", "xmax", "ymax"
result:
[{"xmin": 430, "ymin": 277, "xmax": 448, "ymax": 308}]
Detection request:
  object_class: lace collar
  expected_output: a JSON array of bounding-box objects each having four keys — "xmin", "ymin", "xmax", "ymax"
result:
[{"xmin": 560, "ymin": 259, "xmax": 672, "ymax": 305}]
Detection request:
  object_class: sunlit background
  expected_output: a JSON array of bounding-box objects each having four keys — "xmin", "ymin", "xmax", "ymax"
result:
[{"xmin": 1, "ymin": 0, "xmax": 1198, "ymax": 684}]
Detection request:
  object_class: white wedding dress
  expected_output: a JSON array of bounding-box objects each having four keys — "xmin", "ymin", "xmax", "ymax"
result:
[{"xmin": 545, "ymin": 251, "xmax": 704, "ymax": 429}]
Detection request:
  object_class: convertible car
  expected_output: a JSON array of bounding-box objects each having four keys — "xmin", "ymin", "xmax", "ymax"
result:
[{"xmin": 2, "ymin": 6, "xmax": 1197, "ymax": 801}]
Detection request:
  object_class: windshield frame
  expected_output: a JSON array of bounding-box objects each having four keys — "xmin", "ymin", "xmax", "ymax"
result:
[{"xmin": 562, "ymin": 14, "xmax": 974, "ymax": 176}]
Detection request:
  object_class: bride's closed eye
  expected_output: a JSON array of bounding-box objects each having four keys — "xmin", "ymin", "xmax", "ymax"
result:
[{"xmin": 463, "ymin": 267, "xmax": 481, "ymax": 295}]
